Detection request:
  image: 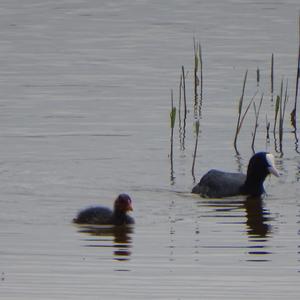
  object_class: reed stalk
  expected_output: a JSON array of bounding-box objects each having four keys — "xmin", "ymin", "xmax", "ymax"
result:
[
  {"xmin": 278, "ymin": 80, "xmax": 284, "ymax": 143},
  {"xmin": 199, "ymin": 43, "xmax": 203, "ymax": 117},
  {"xmin": 193, "ymin": 38, "xmax": 199, "ymax": 118},
  {"xmin": 170, "ymin": 89, "xmax": 176, "ymax": 182},
  {"xmin": 271, "ymin": 53, "xmax": 274, "ymax": 102},
  {"xmin": 182, "ymin": 66, "xmax": 187, "ymax": 120},
  {"xmin": 234, "ymin": 70, "xmax": 256, "ymax": 153},
  {"xmin": 272, "ymin": 79, "xmax": 283, "ymax": 153},
  {"xmin": 193, "ymin": 38, "xmax": 203, "ymax": 119},
  {"xmin": 181, "ymin": 66, "xmax": 187, "ymax": 151},
  {"xmin": 192, "ymin": 119, "xmax": 200, "ymax": 181},
  {"xmin": 291, "ymin": 13, "xmax": 300, "ymax": 131},
  {"xmin": 279, "ymin": 80, "xmax": 289, "ymax": 153},
  {"xmin": 178, "ymin": 74, "xmax": 183, "ymax": 150},
  {"xmin": 234, "ymin": 70, "xmax": 248, "ymax": 153},
  {"xmin": 178, "ymin": 74, "xmax": 182, "ymax": 119},
  {"xmin": 251, "ymin": 94, "xmax": 264, "ymax": 153},
  {"xmin": 273, "ymin": 90, "xmax": 281, "ymax": 135}
]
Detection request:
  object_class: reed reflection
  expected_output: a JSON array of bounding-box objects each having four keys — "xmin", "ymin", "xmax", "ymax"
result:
[
  {"xmin": 294, "ymin": 130, "xmax": 300, "ymax": 154},
  {"xmin": 77, "ymin": 225, "xmax": 134, "ymax": 261}
]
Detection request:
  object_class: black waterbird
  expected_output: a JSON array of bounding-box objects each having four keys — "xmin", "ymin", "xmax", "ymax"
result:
[
  {"xmin": 73, "ymin": 194, "xmax": 134, "ymax": 225},
  {"xmin": 192, "ymin": 152, "xmax": 279, "ymax": 198}
]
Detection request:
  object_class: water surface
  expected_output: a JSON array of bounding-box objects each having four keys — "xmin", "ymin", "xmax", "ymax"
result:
[{"xmin": 0, "ymin": 0, "xmax": 300, "ymax": 299}]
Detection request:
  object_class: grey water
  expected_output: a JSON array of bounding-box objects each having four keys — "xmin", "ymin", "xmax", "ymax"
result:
[{"xmin": 0, "ymin": 0, "xmax": 300, "ymax": 299}]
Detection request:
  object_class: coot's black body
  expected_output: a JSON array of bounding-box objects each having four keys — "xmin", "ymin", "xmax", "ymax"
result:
[
  {"xmin": 73, "ymin": 194, "xmax": 134, "ymax": 225},
  {"xmin": 192, "ymin": 170, "xmax": 246, "ymax": 198},
  {"xmin": 73, "ymin": 206, "xmax": 134, "ymax": 225},
  {"xmin": 192, "ymin": 152, "xmax": 279, "ymax": 198}
]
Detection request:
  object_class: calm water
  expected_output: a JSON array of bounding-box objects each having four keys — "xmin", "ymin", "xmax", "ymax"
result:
[{"xmin": 0, "ymin": 0, "xmax": 300, "ymax": 299}]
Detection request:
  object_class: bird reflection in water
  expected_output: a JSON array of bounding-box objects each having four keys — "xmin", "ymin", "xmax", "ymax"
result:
[
  {"xmin": 244, "ymin": 196, "xmax": 271, "ymax": 238},
  {"xmin": 77, "ymin": 225, "xmax": 134, "ymax": 261},
  {"xmin": 200, "ymin": 195, "xmax": 272, "ymax": 260},
  {"xmin": 244, "ymin": 196, "xmax": 273, "ymax": 261},
  {"xmin": 201, "ymin": 196, "xmax": 271, "ymax": 237}
]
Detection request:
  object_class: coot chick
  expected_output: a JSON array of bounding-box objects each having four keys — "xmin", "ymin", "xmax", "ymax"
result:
[
  {"xmin": 73, "ymin": 194, "xmax": 134, "ymax": 225},
  {"xmin": 192, "ymin": 152, "xmax": 279, "ymax": 198}
]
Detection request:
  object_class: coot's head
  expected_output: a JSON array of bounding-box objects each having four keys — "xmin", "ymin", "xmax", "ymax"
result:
[
  {"xmin": 247, "ymin": 152, "xmax": 279, "ymax": 179},
  {"xmin": 114, "ymin": 194, "xmax": 133, "ymax": 213},
  {"xmin": 242, "ymin": 152, "xmax": 279, "ymax": 196}
]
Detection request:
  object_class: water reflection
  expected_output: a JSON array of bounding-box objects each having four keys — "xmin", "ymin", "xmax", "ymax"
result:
[
  {"xmin": 244, "ymin": 196, "xmax": 271, "ymax": 238},
  {"xmin": 234, "ymin": 153, "xmax": 244, "ymax": 173},
  {"xmin": 242, "ymin": 196, "xmax": 273, "ymax": 262},
  {"xmin": 297, "ymin": 161, "xmax": 300, "ymax": 182},
  {"xmin": 76, "ymin": 225, "xmax": 133, "ymax": 262},
  {"xmin": 294, "ymin": 130, "xmax": 300, "ymax": 154},
  {"xmin": 200, "ymin": 195, "xmax": 272, "ymax": 261}
]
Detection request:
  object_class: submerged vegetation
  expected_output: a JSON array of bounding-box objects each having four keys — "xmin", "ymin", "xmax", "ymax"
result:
[{"xmin": 169, "ymin": 16, "xmax": 300, "ymax": 181}]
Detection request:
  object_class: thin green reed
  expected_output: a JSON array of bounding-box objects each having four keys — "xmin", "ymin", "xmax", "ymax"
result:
[
  {"xmin": 234, "ymin": 70, "xmax": 256, "ymax": 153},
  {"xmin": 192, "ymin": 119, "xmax": 200, "ymax": 181},
  {"xmin": 199, "ymin": 42, "xmax": 203, "ymax": 117},
  {"xmin": 193, "ymin": 38, "xmax": 203, "ymax": 118},
  {"xmin": 181, "ymin": 66, "xmax": 187, "ymax": 150},
  {"xmin": 178, "ymin": 74, "xmax": 183, "ymax": 150},
  {"xmin": 251, "ymin": 94, "xmax": 264, "ymax": 153},
  {"xmin": 234, "ymin": 70, "xmax": 248, "ymax": 153},
  {"xmin": 273, "ymin": 95, "xmax": 280, "ymax": 135},
  {"xmin": 193, "ymin": 37, "xmax": 199, "ymax": 118},
  {"xmin": 234, "ymin": 71, "xmax": 247, "ymax": 154}
]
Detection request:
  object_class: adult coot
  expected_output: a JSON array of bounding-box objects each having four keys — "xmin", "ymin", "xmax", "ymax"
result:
[
  {"xmin": 73, "ymin": 194, "xmax": 134, "ymax": 225},
  {"xmin": 192, "ymin": 152, "xmax": 279, "ymax": 198}
]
